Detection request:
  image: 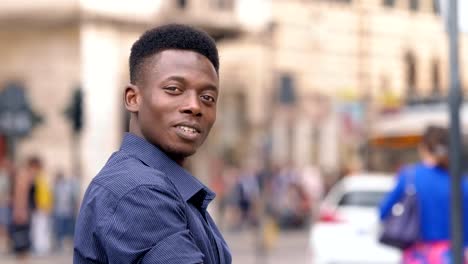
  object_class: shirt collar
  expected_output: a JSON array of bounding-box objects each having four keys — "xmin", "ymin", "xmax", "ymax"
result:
[{"xmin": 120, "ymin": 133, "xmax": 215, "ymax": 207}]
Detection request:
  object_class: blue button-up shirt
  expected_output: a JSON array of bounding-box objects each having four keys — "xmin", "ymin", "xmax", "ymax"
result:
[{"xmin": 74, "ymin": 133, "xmax": 231, "ymax": 264}]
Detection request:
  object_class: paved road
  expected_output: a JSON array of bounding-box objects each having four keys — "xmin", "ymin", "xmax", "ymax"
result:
[
  {"xmin": 2, "ymin": 229, "xmax": 311, "ymax": 264},
  {"xmin": 227, "ymin": 229, "xmax": 311, "ymax": 264}
]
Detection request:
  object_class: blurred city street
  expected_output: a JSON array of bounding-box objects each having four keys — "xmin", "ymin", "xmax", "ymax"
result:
[
  {"xmin": 1, "ymin": 0, "xmax": 468, "ymax": 263},
  {"xmin": 2, "ymin": 229, "xmax": 310, "ymax": 264}
]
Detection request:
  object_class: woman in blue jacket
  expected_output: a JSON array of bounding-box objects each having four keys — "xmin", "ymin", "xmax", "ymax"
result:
[{"xmin": 379, "ymin": 125, "xmax": 468, "ymax": 263}]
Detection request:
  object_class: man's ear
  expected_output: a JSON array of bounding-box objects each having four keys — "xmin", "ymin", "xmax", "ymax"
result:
[{"xmin": 124, "ymin": 84, "xmax": 140, "ymax": 113}]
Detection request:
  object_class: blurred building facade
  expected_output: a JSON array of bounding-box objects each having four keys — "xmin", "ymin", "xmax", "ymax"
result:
[
  {"xmin": 0, "ymin": 0, "xmax": 466, "ymax": 189},
  {"xmin": 219, "ymin": 0, "xmax": 468, "ymax": 175}
]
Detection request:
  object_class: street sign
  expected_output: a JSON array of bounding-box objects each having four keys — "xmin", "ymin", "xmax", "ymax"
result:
[{"xmin": 0, "ymin": 82, "xmax": 42, "ymax": 138}]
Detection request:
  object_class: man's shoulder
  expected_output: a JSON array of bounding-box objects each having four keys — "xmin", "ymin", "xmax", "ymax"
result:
[{"xmin": 90, "ymin": 150, "xmax": 175, "ymax": 200}]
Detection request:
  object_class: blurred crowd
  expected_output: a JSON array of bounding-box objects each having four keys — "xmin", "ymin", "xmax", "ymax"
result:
[
  {"xmin": 210, "ymin": 160, "xmax": 325, "ymax": 232},
  {"xmin": 0, "ymin": 155, "xmax": 79, "ymax": 260},
  {"xmin": 0, "ymin": 151, "xmax": 332, "ymax": 259}
]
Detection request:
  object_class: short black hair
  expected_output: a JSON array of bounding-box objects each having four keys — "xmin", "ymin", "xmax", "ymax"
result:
[{"xmin": 129, "ymin": 23, "xmax": 219, "ymax": 84}]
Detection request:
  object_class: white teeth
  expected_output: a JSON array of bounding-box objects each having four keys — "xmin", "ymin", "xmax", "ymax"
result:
[{"xmin": 178, "ymin": 126, "xmax": 197, "ymax": 133}]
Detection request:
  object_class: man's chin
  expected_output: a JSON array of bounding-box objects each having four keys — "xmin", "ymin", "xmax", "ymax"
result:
[{"xmin": 165, "ymin": 146, "xmax": 197, "ymax": 161}]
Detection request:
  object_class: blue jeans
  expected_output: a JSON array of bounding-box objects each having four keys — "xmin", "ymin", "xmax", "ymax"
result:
[{"xmin": 53, "ymin": 215, "xmax": 75, "ymax": 250}]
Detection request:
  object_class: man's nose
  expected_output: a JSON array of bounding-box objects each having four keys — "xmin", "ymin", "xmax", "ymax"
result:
[{"xmin": 180, "ymin": 93, "xmax": 202, "ymax": 116}]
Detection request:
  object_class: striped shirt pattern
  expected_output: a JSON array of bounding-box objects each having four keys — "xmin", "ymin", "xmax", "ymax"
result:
[{"xmin": 74, "ymin": 133, "xmax": 231, "ymax": 264}]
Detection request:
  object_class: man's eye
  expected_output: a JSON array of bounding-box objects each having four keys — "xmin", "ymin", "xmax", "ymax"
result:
[
  {"xmin": 164, "ymin": 86, "xmax": 182, "ymax": 93},
  {"xmin": 201, "ymin": 95, "xmax": 216, "ymax": 103}
]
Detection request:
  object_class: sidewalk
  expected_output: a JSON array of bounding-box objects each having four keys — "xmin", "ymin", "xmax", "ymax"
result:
[{"xmin": 2, "ymin": 229, "xmax": 310, "ymax": 264}]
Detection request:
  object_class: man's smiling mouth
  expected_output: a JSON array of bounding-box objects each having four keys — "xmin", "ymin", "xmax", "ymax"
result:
[{"xmin": 176, "ymin": 125, "xmax": 200, "ymax": 134}]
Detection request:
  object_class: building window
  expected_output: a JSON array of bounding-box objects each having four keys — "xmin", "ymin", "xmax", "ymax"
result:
[
  {"xmin": 432, "ymin": 0, "xmax": 440, "ymax": 15},
  {"xmin": 383, "ymin": 0, "xmax": 395, "ymax": 7},
  {"xmin": 212, "ymin": 0, "xmax": 234, "ymax": 10},
  {"xmin": 431, "ymin": 60, "xmax": 441, "ymax": 97},
  {"xmin": 177, "ymin": 0, "xmax": 187, "ymax": 9},
  {"xmin": 409, "ymin": 0, "xmax": 419, "ymax": 11},
  {"xmin": 405, "ymin": 52, "xmax": 417, "ymax": 100},
  {"xmin": 278, "ymin": 74, "xmax": 296, "ymax": 105},
  {"xmin": 219, "ymin": 91, "xmax": 248, "ymax": 161},
  {"xmin": 233, "ymin": 92, "xmax": 247, "ymax": 131}
]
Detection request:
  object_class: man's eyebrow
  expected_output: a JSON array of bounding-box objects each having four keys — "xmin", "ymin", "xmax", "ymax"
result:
[
  {"xmin": 165, "ymin": 76, "xmax": 218, "ymax": 92},
  {"xmin": 202, "ymin": 84, "xmax": 218, "ymax": 93},
  {"xmin": 165, "ymin": 76, "xmax": 187, "ymax": 83}
]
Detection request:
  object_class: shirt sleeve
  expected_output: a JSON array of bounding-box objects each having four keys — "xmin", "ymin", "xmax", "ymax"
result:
[
  {"xmin": 102, "ymin": 185, "xmax": 204, "ymax": 264},
  {"xmin": 74, "ymin": 183, "xmax": 113, "ymax": 263},
  {"xmin": 379, "ymin": 169, "xmax": 406, "ymax": 220}
]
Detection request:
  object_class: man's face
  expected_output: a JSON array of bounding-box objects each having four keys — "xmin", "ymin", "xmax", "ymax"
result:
[{"xmin": 131, "ymin": 50, "xmax": 218, "ymax": 162}]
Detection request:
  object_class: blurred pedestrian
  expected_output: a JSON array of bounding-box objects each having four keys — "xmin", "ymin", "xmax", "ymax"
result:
[
  {"xmin": 0, "ymin": 157, "xmax": 12, "ymax": 253},
  {"xmin": 10, "ymin": 160, "xmax": 35, "ymax": 261},
  {"xmin": 299, "ymin": 165, "xmax": 324, "ymax": 224},
  {"xmin": 74, "ymin": 24, "xmax": 231, "ymax": 263},
  {"xmin": 210, "ymin": 160, "xmax": 235, "ymax": 231},
  {"xmin": 379, "ymin": 125, "xmax": 468, "ymax": 263},
  {"xmin": 270, "ymin": 162, "xmax": 305, "ymax": 229},
  {"xmin": 28, "ymin": 157, "xmax": 53, "ymax": 256},
  {"xmin": 52, "ymin": 171, "xmax": 78, "ymax": 252},
  {"xmin": 234, "ymin": 167, "xmax": 260, "ymax": 229},
  {"xmin": 222, "ymin": 165, "xmax": 242, "ymax": 229}
]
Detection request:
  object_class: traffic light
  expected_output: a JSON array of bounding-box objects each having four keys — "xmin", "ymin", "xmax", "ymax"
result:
[{"xmin": 65, "ymin": 87, "xmax": 83, "ymax": 133}]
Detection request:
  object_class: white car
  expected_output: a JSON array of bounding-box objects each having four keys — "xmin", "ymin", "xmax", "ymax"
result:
[{"xmin": 309, "ymin": 173, "xmax": 401, "ymax": 264}]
